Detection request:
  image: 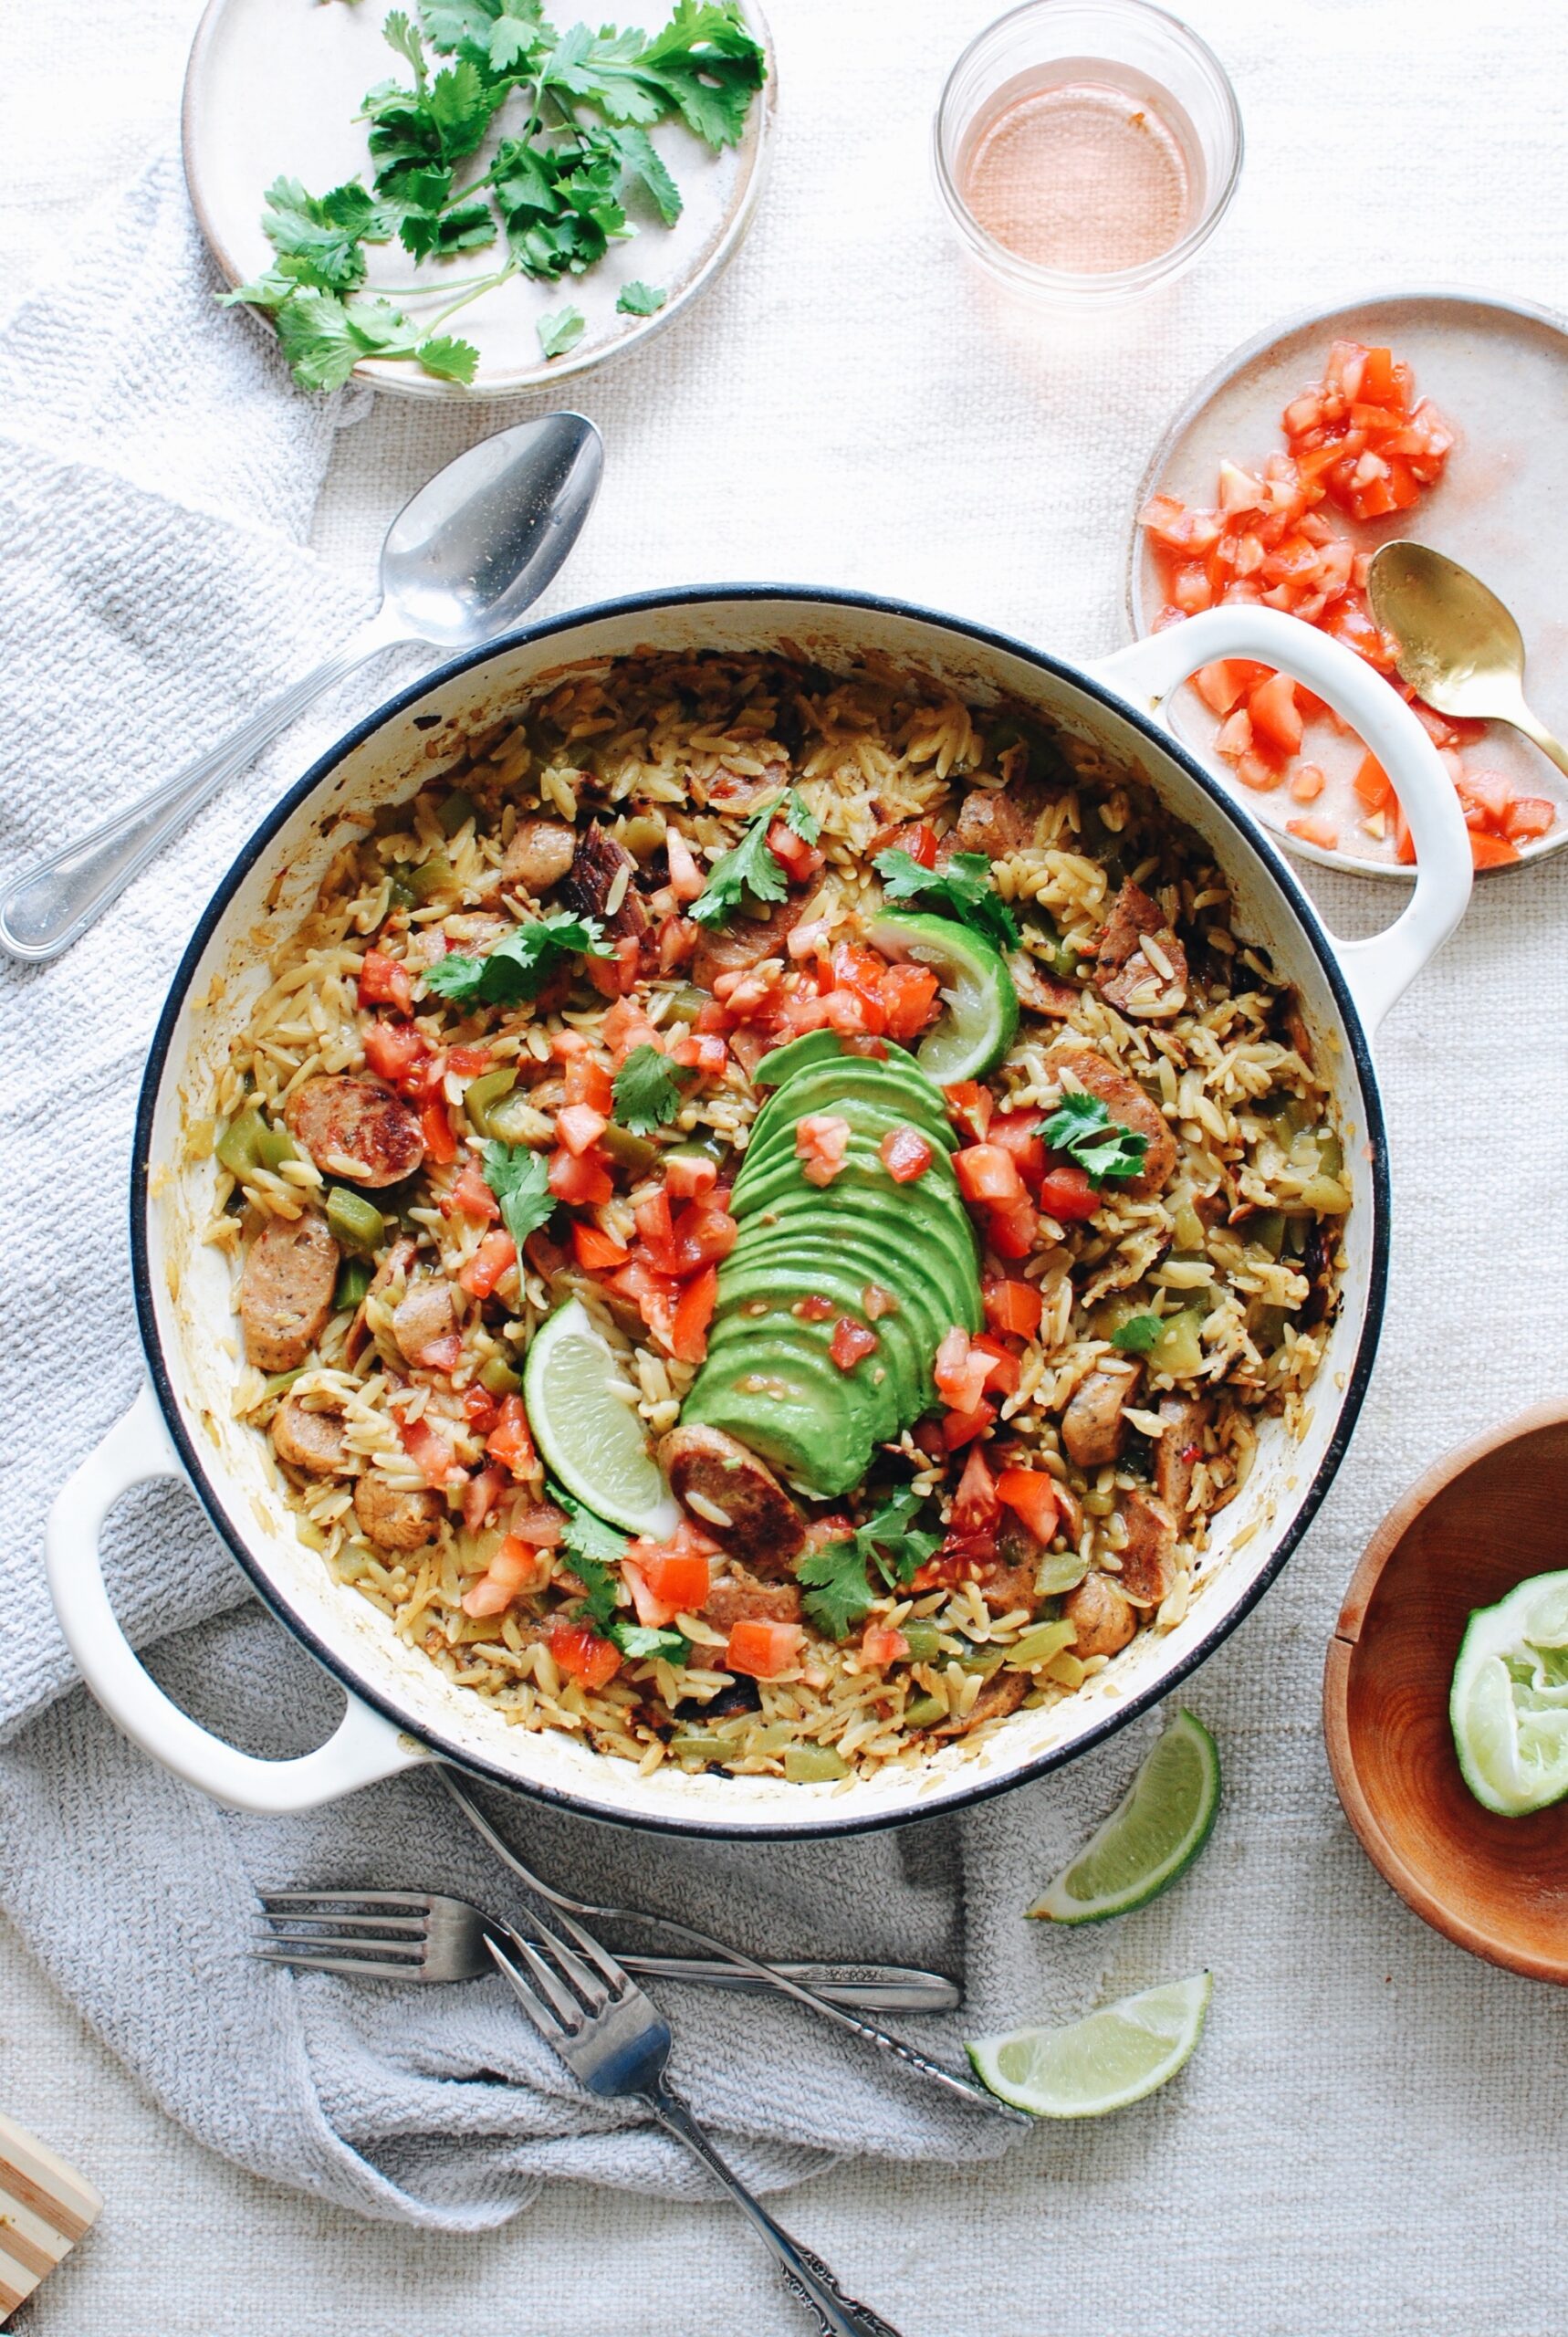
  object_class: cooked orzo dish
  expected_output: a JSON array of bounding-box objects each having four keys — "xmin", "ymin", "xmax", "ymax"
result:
[{"xmin": 208, "ymin": 651, "xmax": 1348, "ymax": 1784}]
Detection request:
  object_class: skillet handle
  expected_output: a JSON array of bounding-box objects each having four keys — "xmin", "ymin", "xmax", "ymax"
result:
[
  {"xmin": 46, "ymin": 1387, "xmax": 427, "ymax": 1812},
  {"xmin": 1091, "ymin": 607, "xmax": 1472, "ymax": 1035}
]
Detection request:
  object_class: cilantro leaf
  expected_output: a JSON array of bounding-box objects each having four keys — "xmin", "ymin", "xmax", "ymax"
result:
[
  {"xmin": 1041, "ymin": 1092, "xmax": 1149, "ymax": 1187},
  {"xmin": 414, "ymin": 331, "xmax": 481, "ymax": 383},
  {"xmin": 548, "ymin": 1488, "xmax": 685, "ymax": 1660},
  {"xmin": 616, "ymin": 278, "xmax": 668, "ymax": 316},
  {"xmin": 538, "ymin": 304, "xmax": 587, "ymax": 358},
  {"xmin": 552, "ymin": 1485, "xmax": 629, "ymax": 1569},
  {"xmin": 798, "ymin": 1488, "xmax": 940, "ymax": 1640},
  {"xmin": 399, "ymin": 193, "xmax": 497, "ymax": 257},
  {"xmin": 612, "ymin": 1043, "xmax": 689, "ymax": 1136},
  {"xmin": 420, "ymin": 0, "xmax": 549, "ymax": 70},
  {"xmin": 272, "ymin": 289, "xmax": 371, "ymax": 390},
  {"xmin": 611, "ymin": 1620, "xmax": 689, "ymax": 1663},
  {"xmin": 424, "ymin": 911, "xmax": 609, "ymax": 1004},
  {"xmin": 382, "ymin": 8, "xmax": 429, "ymax": 82},
  {"xmin": 633, "ymin": 0, "xmax": 768, "ymax": 148},
  {"xmin": 479, "ymin": 1140, "xmax": 553, "ymax": 1256},
  {"xmin": 873, "ymin": 847, "xmax": 1019, "ymax": 952},
  {"xmin": 689, "ymin": 789, "xmax": 814, "ymax": 928},
  {"xmin": 544, "ymin": 22, "xmax": 664, "ymax": 125},
  {"xmin": 260, "ymin": 176, "xmax": 371, "ymax": 294},
  {"xmin": 606, "ymin": 128, "xmax": 681, "ymax": 225},
  {"xmin": 797, "ymin": 1536, "xmax": 875, "ymax": 1642},
  {"xmin": 1111, "ymin": 1313, "xmax": 1161, "ymax": 1355}
]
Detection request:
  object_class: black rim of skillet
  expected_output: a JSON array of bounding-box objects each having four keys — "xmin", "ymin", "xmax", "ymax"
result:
[{"xmin": 131, "ymin": 582, "xmax": 1391, "ymax": 1841}]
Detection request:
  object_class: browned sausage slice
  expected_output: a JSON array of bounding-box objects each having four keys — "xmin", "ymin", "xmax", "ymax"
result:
[
  {"xmin": 1013, "ymin": 957, "xmax": 1081, "ymax": 1019},
  {"xmin": 270, "ymin": 1396, "xmax": 350, "ymax": 1475},
  {"xmin": 1094, "ymin": 881, "xmax": 1188, "ymax": 1020},
  {"xmin": 561, "ymin": 822, "xmax": 647, "ymax": 942},
  {"xmin": 392, "ymin": 1278, "xmax": 458, "ymax": 1366},
  {"xmin": 502, "ymin": 816, "xmax": 577, "ymax": 896},
  {"xmin": 1063, "ymin": 1572, "xmax": 1137, "ymax": 1658},
  {"xmin": 1049, "ymin": 1043, "xmax": 1177, "ymax": 1197},
  {"xmin": 977, "ymin": 1518, "xmax": 1043, "ymax": 1615},
  {"xmin": 1155, "ymin": 1394, "xmax": 1210, "ymax": 1522},
  {"xmin": 286, "ymin": 1076, "xmax": 423, "ymax": 1189},
  {"xmin": 944, "ymin": 1667, "xmax": 1029, "ymax": 1735},
  {"xmin": 936, "ymin": 785, "xmax": 1038, "ymax": 865},
  {"xmin": 239, "ymin": 1212, "xmax": 340, "ymax": 1374},
  {"xmin": 1061, "ymin": 1358, "xmax": 1141, "ymax": 1470},
  {"xmin": 691, "ymin": 896, "xmax": 803, "ymax": 990},
  {"xmin": 659, "ymin": 1423, "xmax": 806, "ymax": 1575},
  {"xmin": 701, "ymin": 1573, "xmax": 804, "ymax": 1630},
  {"xmin": 352, "ymin": 1472, "xmax": 444, "ymax": 1552},
  {"xmin": 1116, "ymin": 1487, "xmax": 1176, "ymax": 1608}
]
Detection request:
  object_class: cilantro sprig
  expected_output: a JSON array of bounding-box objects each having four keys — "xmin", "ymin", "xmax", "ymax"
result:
[
  {"xmin": 229, "ymin": 0, "xmax": 766, "ymax": 392},
  {"xmin": 689, "ymin": 791, "xmax": 820, "ymax": 929},
  {"xmin": 551, "ymin": 1485, "xmax": 689, "ymax": 1664},
  {"xmin": 612, "ymin": 1043, "xmax": 690, "ymax": 1136},
  {"xmin": 424, "ymin": 911, "xmax": 609, "ymax": 1005},
  {"xmin": 1042, "ymin": 1092, "xmax": 1149, "ymax": 1188},
  {"xmin": 873, "ymin": 847, "xmax": 1020, "ymax": 952},
  {"xmin": 797, "ymin": 1489, "xmax": 941, "ymax": 1641},
  {"xmin": 479, "ymin": 1140, "xmax": 554, "ymax": 1253}
]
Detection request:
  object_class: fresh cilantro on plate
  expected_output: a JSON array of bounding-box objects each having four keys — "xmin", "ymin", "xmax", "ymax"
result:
[
  {"xmin": 1110, "ymin": 1313, "xmax": 1162, "ymax": 1355},
  {"xmin": 689, "ymin": 790, "xmax": 820, "ymax": 929},
  {"xmin": 1042, "ymin": 1092, "xmax": 1149, "ymax": 1187},
  {"xmin": 612, "ymin": 1043, "xmax": 689, "ymax": 1136},
  {"xmin": 424, "ymin": 911, "xmax": 609, "ymax": 1005},
  {"xmin": 797, "ymin": 1489, "xmax": 940, "ymax": 1640},
  {"xmin": 873, "ymin": 847, "xmax": 1020, "ymax": 952},
  {"xmin": 479, "ymin": 1140, "xmax": 554, "ymax": 1254},
  {"xmin": 230, "ymin": 0, "xmax": 766, "ymax": 391}
]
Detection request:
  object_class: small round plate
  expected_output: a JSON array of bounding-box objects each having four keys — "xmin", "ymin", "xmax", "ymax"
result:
[
  {"xmin": 183, "ymin": 0, "xmax": 774, "ymax": 402},
  {"xmin": 1125, "ymin": 289, "xmax": 1568, "ymax": 879}
]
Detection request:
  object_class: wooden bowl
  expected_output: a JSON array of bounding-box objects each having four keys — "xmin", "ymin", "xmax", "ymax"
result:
[{"xmin": 1323, "ymin": 1401, "xmax": 1568, "ymax": 1984}]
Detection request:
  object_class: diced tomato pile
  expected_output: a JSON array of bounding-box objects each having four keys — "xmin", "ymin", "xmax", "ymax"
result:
[{"xmin": 1141, "ymin": 339, "xmax": 1553, "ymax": 869}]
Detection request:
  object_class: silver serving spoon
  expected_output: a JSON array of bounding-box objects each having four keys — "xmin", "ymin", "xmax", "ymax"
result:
[
  {"xmin": 0, "ymin": 412, "xmax": 603, "ymax": 964},
  {"xmin": 1367, "ymin": 538, "xmax": 1568, "ymax": 784}
]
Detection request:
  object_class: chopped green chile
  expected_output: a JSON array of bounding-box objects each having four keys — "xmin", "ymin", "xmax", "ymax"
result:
[
  {"xmin": 478, "ymin": 1355, "xmax": 523, "ymax": 1396},
  {"xmin": 903, "ymin": 1692, "xmax": 947, "ymax": 1728},
  {"xmin": 1171, "ymin": 1196, "xmax": 1207, "ymax": 1252},
  {"xmin": 372, "ymin": 802, "xmax": 413, "ymax": 836},
  {"xmin": 334, "ymin": 1256, "xmax": 374, "ymax": 1310},
  {"xmin": 217, "ymin": 1106, "xmax": 297, "ymax": 1179},
  {"xmin": 326, "ymin": 1186, "xmax": 386, "ymax": 1254},
  {"xmin": 900, "ymin": 1619, "xmax": 942, "ymax": 1662},
  {"xmin": 1005, "ymin": 1619, "xmax": 1078, "ymax": 1671},
  {"xmin": 1036, "ymin": 1549, "xmax": 1089, "ymax": 1597},
  {"xmin": 782, "ymin": 1745, "xmax": 849, "ymax": 1784},
  {"xmin": 954, "ymin": 1640, "xmax": 1006, "ymax": 1676},
  {"xmin": 1249, "ymin": 1209, "xmax": 1287, "ymax": 1258},
  {"xmin": 404, "ymin": 854, "xmax": 457, "ymax": 903},
  {"xmin": 669, "ymin": 1732, "xmax": 725, "ymax": 1764},
  {"xmin": 1149, "ymin": 1308, "xmax": 1206, "ymax": 1378},
  {"xmin": 665, "ymin": 983, "xmax": 711, "ymax": 1022},
  {"xmin": 437, "ymin": 789, "xmax": 476, "ymax": 837},
  {"xmin": 599, "ymin": 1122, "xmax": 659, "ymax": 1173},
  {"xmin": 618, "ymin": 813, "xmax": 666, "ymax": 861},
  {"xmin": 465, "ymin": 1067, "xmax": 518, "ymax": 1134},
  {"xmin": 260, "ymin": 1367, "xmax": 307, "ymax": 1405}
]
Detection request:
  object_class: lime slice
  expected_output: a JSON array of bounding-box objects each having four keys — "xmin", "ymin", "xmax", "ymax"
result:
[
  {"xmin": 1028, "ymin": 1710, "xmax": 1220, "ymax": 1923},
  {"xmin": 865, "ymin": 909, "xmax": 1019, "ymax": 1082},
  {"xmin": 967, "ymin": 1973, "xmax": 1212, "ymax": 2118},
  {"xmin": 1450, "ymin": 1568, "xmax": 1568, "ymax": 1815},
  {"xmin": 523, "ymin": 1297, "xmax": 681, "ymax": 1537}
]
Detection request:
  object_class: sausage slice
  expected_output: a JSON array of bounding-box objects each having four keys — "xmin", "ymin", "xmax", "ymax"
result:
[
  {"xmin": 659, "ymin": 1423, "xmax": 806, "ymax": 1576},
  {"xmin": 392, "ymin": 1278, "xmax": 458, "ymax": 1366},
  {"xmin": 239, "ymin": 1211, "xmax": 340, "ymax": 1374},
  {"xmin": 1115, "ymin": 1487, "xmax": 1176, "ymax": 1608},
  {"xmin": 561, "ymin": 822, "xmax": 646, "ymax": 942},
  {"xmin": 501, "ymin": 816, "xmax": 577, "ymax": 896},
  {"xmin": 1155, "ymin": 1394, "xmax": 1210, "ymax": 1521},
  {"xmin": 691, "ymin": 896, "xmax": 803, "ymax": 990},
  {"xmin": 285, "ymin": 1076, "xmax": 423, "ymax": 1189},
  {"xmin": 1050, "ymin": 1043, "xmax": 1177, "ymax": 1197},
  {"xmin": 937, "ymin": 785, "xmax": 1039, "ymax": 865},
  {"xmin": 1063, "ymin": 1572, "xmax": 1137, "ymax": 1658},
  {"xmin": 701, "ymin": 1573, "xmax": 804, "ymax": 1630},
  {"xmin": 1094, "ymin": 881, "xmax": 1188, "ymax": 1020},
  {"xmin": 270, "ymin": 1396, "xmax": 350, "ymax": 1476},
  {"xmin": 1061, "ymin": 1358, "xmax": 1141, "ymax": 1470},
  {"xmin": 352, "ymin": 1472, "xmax": 444, "ymax": 1552},
  {"xmin": 944, "ymin": 1667, "xmax": 1029, "ymax": 1735}
]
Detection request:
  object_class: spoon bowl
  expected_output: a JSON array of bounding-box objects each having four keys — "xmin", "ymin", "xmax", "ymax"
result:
[{"xmin": 1368, "ymin": 539, "xmax": 1568, "ymax": 789}]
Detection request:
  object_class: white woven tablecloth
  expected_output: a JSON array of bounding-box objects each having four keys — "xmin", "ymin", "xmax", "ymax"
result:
[{"xmin": 5, "ymin": 0, "xmax": 1568, "ymax": 2329}]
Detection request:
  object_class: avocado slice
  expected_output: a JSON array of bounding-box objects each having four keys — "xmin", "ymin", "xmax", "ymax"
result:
[
  {"xmin": 727, "ymin": 1212, "xmax": 973, "ymax": 1362},
  {"xmin": 746, "ymin": 1057, "xmax": 956, "ymax": 1163},
  {"xmin": 739, "ymin": 1097, "xmax": 955, "ymax": 1193},
  {"xmin": 686, "ymin": 1320, "xmax": 894, "ymax": 1493}
]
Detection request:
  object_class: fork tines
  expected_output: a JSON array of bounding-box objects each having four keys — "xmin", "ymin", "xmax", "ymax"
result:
[{"xmin": 255, "ymin": 1889, "xmax": 433, "ymax": 1978}]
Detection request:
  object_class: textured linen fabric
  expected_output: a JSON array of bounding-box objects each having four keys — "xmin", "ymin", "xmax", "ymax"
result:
[
  {"xmin": 6, "ymin": 0, "xmax": 1568, "ymax": 2327},
  {"xmin": 0, "ymin": 121, "xmax": 1142, "ymax": 2237}
]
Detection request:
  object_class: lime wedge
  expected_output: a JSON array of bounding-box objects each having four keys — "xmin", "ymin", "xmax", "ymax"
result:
[
  {"xmin": 523, "ymin": 1297, "xmax": 681, "ymax": 1537},
  {"xmin": 1028, "ymin": 1710, "xmax": 1220, "ymax": 1923},
  {"xmin": 967, "ymin": 1973, "xmax": 1212, "ymax": 2118},
  {"xmin": 1450, "ymin": 1568, "xmax": 1568, "ymax": 1815},
  {"xmin": 865, "ymin": 909, "xmax": 1019, "ymax": 1083}
]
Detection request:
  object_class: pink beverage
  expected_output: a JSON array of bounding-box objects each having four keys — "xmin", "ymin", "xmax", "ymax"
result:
[{"xmin": 956, "ymin": 64, "xmax": 1200, "ymax": 276}]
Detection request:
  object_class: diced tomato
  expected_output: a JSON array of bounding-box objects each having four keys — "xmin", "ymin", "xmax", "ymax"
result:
[
  {"xmin": 601, "ymin": 997, "xmax": 664, "ymax": 1066},
  {"xmin": 1286, "ymin": 816, "xmax": 1340, "ymax": 852},
  {"xmin": 942, "ymin": 1401, "xmax": 997, "ymax": 1451},
  {"xmin": 670, "ymin": 1032, "xmax": 729, "ymax": 1075},
  {"xmin": 420, "ymin": 1097, "xmax": 458, "ymax": 1165},
  {"xmin": 462, "ymin": 1531, "xmax": 546, "ymax": 1618},
  {"xmin": 1037, "ymin": 1161, "xmax": 1099, "ymax": 1222},
  {"xmin": 935, "ymin": 1326, "xmax": 991, "ymax": 1414},
  {"xmin": 556, "ymin": 1103, "xmax": 610, "ymax": 1157},
  {"xmin": 463, "ymin": 1385, "xmax": 500, "ymax": 1433},
  {"xmin": 361, "ymin": 1018, "xmax": 430, "ymax": 1085},
  {"xmin": 952, "ymin": 1441, "xmax": 999, "ymax": 1529},
  {"xmin": 444, "ymin": 1159, "xmax": 501, "ymax": 1221},
  {"xmin": 830, "ymin": 1317, "xmax": 878, "ymax": 1370},
  {"xmin": 664, "ymin": 1151, "xmax": 718, "ymax": 1200},
  {"xmin": 880, "ymin": 1125, "xmax": 934, "ymax": 1183},
  {"xmin": 549, "ymin": 1619, "xmax": 622, "ymax": 1689},
  {"xmin": 512, "ymin": 1503, "xmax": 568, "ymax": 1547},
  {"xmin": 988, "ymin": 1109, "xmax": 1046, "ymax": 1191},
  {"xmin": 904, "ymin": 822, "xmax": 939, "ymax": 869},
  {"xmin": 944, "ymin": 1081, "xmax": 993, "ymax": 1142},
  {"xmin": 954, "ymin": 1144, "xmax": 1025, "ymax": 1207},
  {"xmin": 562, "ymin": 1054, "xmax": 613, "ymax": 1114},
  {"xmin": 877, "ymin": 960, "xmax": 941, "ymax": 1039},
  {"xmin": 796, "ymin": 1114, "xmax": 852, "ymax": 1186},
  {"xmin": 1469, "ymin": 830, "xmax": 1521, "ymax": 869},
  {"xmin": 1504, "ymin": 795, "xmax": 1555, "ymax": 843},
  {"xmin": 462, "ymin": 1465, "xmax": 507, "ymax": 1535},
  {"xmin": 670, "ymin": 1200, "xmax": 738, "ymax": 1275},
  {"xmin": 860, "ymin": 1623, "xmax": 910, "ymax": 1668},
  {"xmin": 448, "ymin": 1044, "xmax": 491, "ymax": 1077},
  {"xmin": 414, "ymin": 1331, "xmax": 464, "ymax": 1373},
  {"xmin": 1248, "ymin": 670, "xmax": 1303, "ymax": 758},
  {"xmin": 634, "ymin": 1189, "xmax": 674, "ymax": 1252},
  {"xmin": 767, "ymin": 818, "xmax": 825, "ymax": 882},
  {"xmin": 571, "ymin": 1221, "xmax": 632, "ymax": 1272},
  {"xmin": 793, "ymin": 1294, "xmax": 837, "ymax": 1322},
  {"xmin": 397, "ymin": 1412, "xmax": 458, "ymax": 1489},
  {"xmin": 549, "ymin": 1147, "xmax": 613, "ymax": 1206},
  {"xmin": 485, "ymin": 1394, "xmax": 537, "ymax": 1479},
  {"xmin": 627, "ymin": 1525, "xmax": 713, "ymax": 1618},
  {"xmin": 1213, "ymin": 707, "xmax": 1252, "ymax": 764},
  {"xmin": 458, "ymin": 1230, "xmax": 517, "ymax": 1299},
  {"xmin": 862, "ymin": 1282, "xmax": 896, "ymax": 1320},
  {"xmin": 724, "ymin": 1619, "xmax": 803, "ymax": 1680},
  {"xmin": 1353, "ymin": 753, "xmax": 1394, "ymax": 814},
  {"xmin": 985, "ymin": 1194, "xmax": 1040, "ymax": 1261},
  {"xmin": 669, "ymin": 1265, "xmax": 718, "ymax": 1364},
  {"xmin": 971, "ymin": 1333, "xmax": 1020, "ymax": 1395},
  {"xmin": 586, "ymin": 936, "xmax": 641, "ymax": 999},
  {"xmin": 1393, "ymin": 795, "xmax": 1416, "ymax": 866},
  {"xmin": 664, "ymin": 826, "xmax": 706, "ymax": 903},
  {"xmin": 1289, "ymin": 762, "xmax": 1326, "ymax": 803},
  {"xmin": 358, "ymin": 949, "xmax": 413, "ymax": 1015},
  {"xmin": 984, "ymin": 1276, "xmax": 1043, "ymax": 1338},
  {"xmin": 611, "ymin": 1255, "xmax": 682, "ymax": 1352},
  {"xmin": 995, "ymin": 1468, "xmax": 1061, "ymax": 1543}
]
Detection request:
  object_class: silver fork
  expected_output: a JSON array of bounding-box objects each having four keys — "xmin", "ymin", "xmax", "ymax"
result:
[
  {"xmin": 488, "ymin": 1896, "xmax": 905, "ymax": 2337},
  {"xmin": 252, "ymin": 1890, "xmax": 957, "ymax": 2011},
  {"xmin": 441, "ymin": 1767, "xmax": 1024, "ymax": 2125}
]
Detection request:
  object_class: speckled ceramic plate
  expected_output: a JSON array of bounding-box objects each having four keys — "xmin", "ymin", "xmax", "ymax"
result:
[
  {"xmin": 1124, "ymin": 290, "xmax": 1568, "ymax": 878},
  {"xmin": 183, "ymin": 0, "xmax": 774, "ymax": 401}
]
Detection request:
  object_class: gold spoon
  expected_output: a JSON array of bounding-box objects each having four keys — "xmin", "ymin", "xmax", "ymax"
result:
[{"xmin": 1367, "ymin": 539, "xmax": 1568, "ymax": 785}]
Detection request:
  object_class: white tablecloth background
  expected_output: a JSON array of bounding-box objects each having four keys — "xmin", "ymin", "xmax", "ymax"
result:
[{"xmin": 5, "ymin": 1, "xmax": 1567, "ymax": 2329}]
